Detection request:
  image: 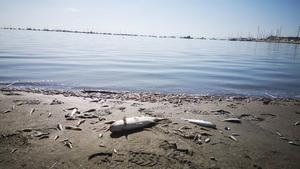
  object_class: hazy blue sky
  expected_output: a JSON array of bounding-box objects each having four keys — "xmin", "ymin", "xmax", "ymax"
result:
[{"xmin": 0, "ymin": 0, "xmax": 299, "ymax": 38}]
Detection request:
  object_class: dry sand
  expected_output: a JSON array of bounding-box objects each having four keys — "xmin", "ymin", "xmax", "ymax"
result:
[{"xmin": 0, "ymin": 88, "xmax": 300, "ymax": 169}]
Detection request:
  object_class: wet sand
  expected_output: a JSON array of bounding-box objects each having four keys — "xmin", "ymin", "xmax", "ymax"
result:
[{"xmin": 0, "ymin": 88, "xmax": 300, "ymax": 169}]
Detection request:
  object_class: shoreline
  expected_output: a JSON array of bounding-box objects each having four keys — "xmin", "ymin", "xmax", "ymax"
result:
[{"xmin": 1, "ymin": 87, "xmax": 300, "ymax": 168}]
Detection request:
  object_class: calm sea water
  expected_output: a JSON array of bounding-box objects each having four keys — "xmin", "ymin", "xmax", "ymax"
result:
[{"xmin": 0, "ymin": 29, "xmax": 300, "ymax": 97}]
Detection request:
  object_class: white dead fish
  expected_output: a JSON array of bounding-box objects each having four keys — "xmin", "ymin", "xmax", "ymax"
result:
[
  {"xmin": 275, "ymin": 131, "xmax": 282, "ymax": 137},
  {"xmin": 294, "ymin": 121, "xmax": 299, "ymax": 126},
  {"xmin": 183, "ymin": 119, "xmax": 216, "ymax": 129},
  {"xmin": 48, "ymin": 112, "xmax": 52, "ymax": 118},
  {"xmin": 84, "ymin": 109, "xmax": 96, "ymax": 113},
  {"xmin": 77, "ymin": 120, "xmax": 85, "ymax": 127},
  {"xmin": 98, "ymin": 133, "xmax": 103, "ymax": 138},
  {"xmin": 104, "ymin": 120, "xmax": 116, "ymax": 124},
  {"xmin": 57, "ymin": 124, "xmax": 63, "ymax": 131},
  {"xmin": 39, "ymin": 135, "xmax": 49, "ymax": 139},
  {"xmin": 11, "ymin": 105, "xmax": 15, "ymax": 110},
  {"xmin": 70, "ymin": 108, "xmax": 79, "ymax": 117},
  {"xmin": 205, "ymin": 138, "xmax": 211, "ymax": 143},
  {"xmin": 110, "ymin": 116, "xmax": 163, "ymax": 133},
  {"xmin": 65, "ymin": 125, "xmax": 82, "ymax": 131},
  {"xmin": 3, "ymin": 110, "xmax": 11, "ymax": 113},
  {"xmin": 66, "ymin": 107, "xmax": 77, "ymax": 110},
  {"xmin": 66, "ymin": 116, "xmax": 78, "ymax": 120},
  {"xmin": 30, "ymin": 108, "xmax": 35, "ymax": 115},
  {"xmin": 223, "ymin": 118, "xmax": 241, "ymax": 123},
  {"xmin": 11, "ymin": 148, "xmax": 18, "ymax": 153},
  {"xmin": 54, "ymin": 135, "xmax": 59, "ymax": 141},
  {"xmin": 113, "ymin": 149, "xmax": 118, "ymax": 153},
  {"xmin": 288, "ymin": 141, "xmax": 300, "ymax": 146},
  {"xmin": 228, "ymin": 135, "xmax": 238, "ymax": 142},
  {"xmin": 65, "ymin": 141, "xmax": 73, "ymax": 149}
]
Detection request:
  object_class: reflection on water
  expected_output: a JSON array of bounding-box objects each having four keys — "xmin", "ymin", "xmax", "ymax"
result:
[{"xmin": 0, "ymin": 30, "xmax": 300, "ymax": 97}]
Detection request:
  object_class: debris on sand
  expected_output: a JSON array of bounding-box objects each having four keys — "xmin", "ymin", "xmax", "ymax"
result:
[
  {"xmin": 228, "ymin": 135, "xmax": 238, "ymax": 142},
  {"xmin": 109, "ymin": 116, "xmax": 165, "ymax": 133},
  {"xmin": 50, "ymin": 98, "xmax": 63, "ymax": 105},
  {"xmin": 77, "ymin": 113, "xmax": 98, "ymax": 119},
  {"xmin": 183, "ymin": 119, "xmax": 216, "ymax": 129},
  {"xmin": 223, "ymin": 118, "xmax": 241, "ymax": 123},
  {"xmin": 65, "ymin": 125, "xmax": 82, "ymax": 131},
  {"xmin": 57, "ymin": 124, "xmax": 63, "ymax": 131},
  {"xmin": 29, "ymin": 108, "xmax": 35, "ymax": 115}
]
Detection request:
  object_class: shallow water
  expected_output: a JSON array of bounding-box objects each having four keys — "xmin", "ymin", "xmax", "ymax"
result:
[{"xmin": 0, "ymin": 29, "xmax": 300, "ymax": 97}]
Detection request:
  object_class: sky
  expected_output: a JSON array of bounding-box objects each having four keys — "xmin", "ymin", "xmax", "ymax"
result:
[{"xmin": 0, "ymin": 0, "xmax": 300, "ymax": 38}]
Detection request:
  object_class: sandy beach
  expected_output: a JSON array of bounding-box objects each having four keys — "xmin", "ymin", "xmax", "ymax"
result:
[{"xmin": 0, "ymin": 88, "xmax": 299, "ymax": 169}]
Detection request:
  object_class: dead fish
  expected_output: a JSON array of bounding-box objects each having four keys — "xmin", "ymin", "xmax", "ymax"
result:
[
  {"xmin": 22, "ymin": 128, "xmax": 33, "ymax": 132},
  {"xmin": 65, "ymin": 125, "xmax": 82, "ymax": 131},
  {"xmin": 224, "ymin": 127, "xmax": 231, "ymax": 130},
  {"xmin": 11, "ymin": 148, "xmax": 18, "ymax": 153},
  {"xmin": 64, "ymin": 141, "xmax": 73, "ymax": 149},
  {"xmin": 231, "ymin": 133, "xmax": 240, "ymax": 136},
  {"xmin": 48, "ymin": 112, "xmax": 52, "ymax": 118},
  {"xmin": 110, "ymin": 116, "xmax": 162, "ymax": 133},
  {"xmin": 11, "ymin": 105, "xmax": 15, "ymax": 110},
  {"xmin": 275, "ymin": 131, "xmax": 282, "ymax": 137},
  {"xmin": 279, "ymin": 136, "xmax": 289, "ymax": 141},
  {"xmin": 84, "ymin": 109, "xmax": 96, "ymax": 113},
  {"xmin": 70, "ymin": 108, "xmax": 79, "ymax": 117},
  {"xmin": 223, "ymin": 118, "xmax": 241, "ymax": 123},
  {"xmin": 66, "ymin": 107, "xmax": 77, "ymax": 110},
  {"xmin": 66, "ymin": 116, "xmax": 78, "ymax": 120},
  {"xmin": 54, "ymin": 135, "xmax": 59, "ymax": 141},
  {"xmin": 30, "ymin": 108, "xmax": 35, "ymax": 115},
  {"xmin": 98, "ymin": 133, "xmax": 103, "ymax": 138},
  {"xmin": 200, "ymin": 132, "xmax": 212, "ymax": 136},
  {"xmin": 113, "ymin": 149, "xmax": 118, "ymax": 153},
  {"xmin": 179, "ymin": 126, "xmax": 192, "ymax": 130},
  {"xmin": 288, "ymin": 141, "xmax": 300, "ymax": 146},
  {"xmin": 205, "ymin": 138, "xmax": 211, "ymax": 143},
  {"xmin": 33, "ymin": 131, "xmax": 49, "ymax": 137},
  {"xmin": 3, "ymin": 110, "xmax": 11, "ymax": 113},
  {"xmin": 77, "ymin": 120, "xmax": 85, "ymax": 127},
  {"xmin": 294, "ymin": 121, "xmax": 300, "ymax": 126},
  {"xmin": 228, "ymin": 135, "xmax": 238, "ymax": 142},
  {"xmin": 183, "ymin": 118, "xmax": 216, "ymax": 129},
  {"xmin": 98, "ymin": 144, "xmax": 106, "ymax": 147},
  {"xmin": 39, "ymin": 135, "xmax": 49, "ymax": 139},
  {"xmin": 104, "ymin": 120, "xmax": 116, "ymax": 124},
  {"xmin": 57, "ymin": 124, "xmax": 63, "ymax": 131}
]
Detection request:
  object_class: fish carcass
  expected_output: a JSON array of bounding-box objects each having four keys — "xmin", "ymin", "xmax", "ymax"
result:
[
  {"xmin": 109, "ymin": 116, "xmax": 165, "ymax": 133},
  {"xmin": 183, "ymin": 119, "xmax": 216, "ymax": 129}
]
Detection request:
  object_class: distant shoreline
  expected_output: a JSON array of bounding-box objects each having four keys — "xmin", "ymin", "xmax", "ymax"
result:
[{"xmin": 1, "ymin": 27, "xmax": 300, "ymax": 44}]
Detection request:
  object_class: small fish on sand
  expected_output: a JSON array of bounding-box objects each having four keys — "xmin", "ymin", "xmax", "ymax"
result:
[
  {"xmin": 39, "ymin": 135, "xmax": 49, "ymax": 139},
  {"xmin": 98, "ymin": 133, "xmax": 103, "ymax": 138},
  {"xmin": 183, "ymin": 118, "xmax": 216, "ymax": 129},
  {"xmin": 54, "ymin": 135, "xmax": 59, "ymax": 141},
  {"xmin": 3, "ymin": 110, "xmax": 11, "ymax": 113},
  {"xmin": 98, "ymin": 144, "xmax": 106, "ymax": 147},
  {"xmin": 77, "ymin": 119, "xmax": 85, "ymax": 127},
  {"xmin": 288, "ymin": 141, "xmax": 299, "ymax": 146},
  {"xmin": 11, "ymin": 148, "xmax": 18, "ymax": 153},
  {"xmin": 66, "ymin": 107, "xmax": 77, "ymax": 110},
  {"xmin": 48, "ymin": 112, "xmax": 52, "ymax": 118},
  {"xmin": 275, "ymin": 131, "xmax": 282, "ymax": 137},
  {"xmin": 65, "ymin": 125, "xmax": 82, "ymax": 131},
  {"xmin": 11, "ymin": 105, "xmax": 15, "ymax": 110},
  {"xmin": 57, "ymin": 124, "xmax": 63, "ymax": 131},
  {"xmin": 104, "ymin": 120, "xmax": 116, "ymax": 124},
  {"xmin": 30, "ymin": 108, "xmax": 35, "ymax": 115},
  {"xmin": 64, "ymin": 141, "xmax": 73, "ymax": 149},
  {"xmin": 294, "ymin": 121, "xmax": 299, "ymax": 126},
  {"xmin": 205, "ymin": 138, "xmax": 211, "ymax": 143},
  {"xmin": 84, "ymin": 109, "xmax": 96, "ymax": 113},
  {"xmin": 228, "ymin": 135, "xmax": 238, "ymax": 142},
  {"xmin": 223, "ymin": 118, "xmax": 241, "ymax": 123}
]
